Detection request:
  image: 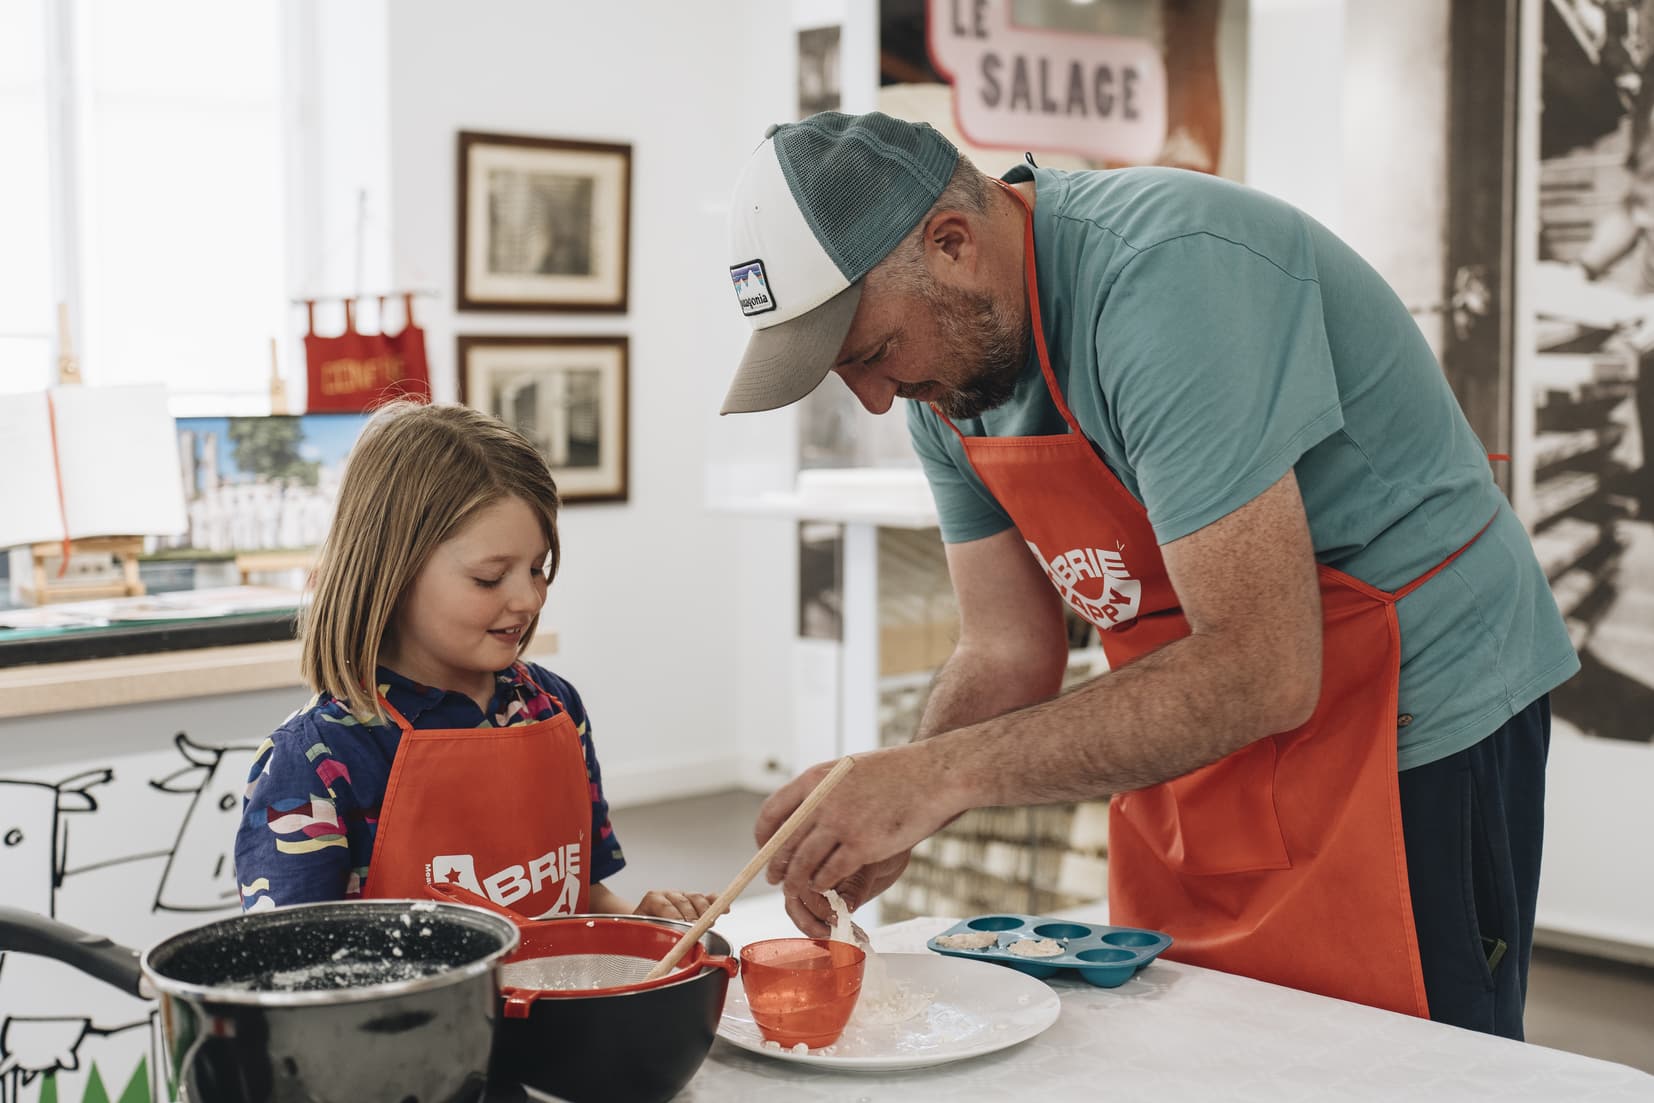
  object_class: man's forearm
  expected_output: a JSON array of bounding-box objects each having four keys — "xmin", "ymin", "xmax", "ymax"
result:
[{"xmin": 926, "ymin": 628, "xmax": 1316, "ymax": 809}]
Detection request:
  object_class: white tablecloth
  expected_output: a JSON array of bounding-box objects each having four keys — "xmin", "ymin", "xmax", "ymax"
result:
[{"xmin": 680, "ymin": 903, "xmax": 1654, "ymax": 1102}]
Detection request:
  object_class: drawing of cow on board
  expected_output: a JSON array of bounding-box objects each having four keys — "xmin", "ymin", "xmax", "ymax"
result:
[
  {"xmin": 149, "ymin": 731, "xmax": 258, "ymax": 913},
  {"xmin": 0, "ymin": 770, "xmax": 154, "ymax": 1103}
]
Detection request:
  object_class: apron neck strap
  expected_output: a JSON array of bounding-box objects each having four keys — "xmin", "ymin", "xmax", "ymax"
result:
[
  {"xmin": 377, "ymin": 692, "xmax": 414, "ymax": 733},
  {"xmin": 375, "ymin": 665, "xmax": 568, "ymax": 731},
  {"xmin": 933, "ymin": 180, "xmax": 1087, "ymax": 440}
]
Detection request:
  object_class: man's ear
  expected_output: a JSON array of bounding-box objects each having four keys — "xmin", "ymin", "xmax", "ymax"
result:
[{"xmin": 923, "ymin": 210, "xmax": 979, "ymax": 278}]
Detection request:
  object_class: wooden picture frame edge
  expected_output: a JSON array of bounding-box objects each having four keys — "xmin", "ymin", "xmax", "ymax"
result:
[
  {"xmin": 455, "ymin": 333, "xmax": 630, "ymax": 505},
  {"xmin": 454, "ymin": 130, "xmax": 633, "ymax": 314}
]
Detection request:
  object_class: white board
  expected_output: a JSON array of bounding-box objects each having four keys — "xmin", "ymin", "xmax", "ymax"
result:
[{"xmin": 0, "ymin": 385, "xmax": 188, "ymax": 548}]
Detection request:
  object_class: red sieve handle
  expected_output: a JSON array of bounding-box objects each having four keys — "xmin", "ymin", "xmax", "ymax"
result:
[
  {"xmin": 501, "ymin": 987, "xmax": 539, "ymax": 1019},
  {"xmin": 427, "ymin": 881, "xmax": 524, "ymax": 925}
]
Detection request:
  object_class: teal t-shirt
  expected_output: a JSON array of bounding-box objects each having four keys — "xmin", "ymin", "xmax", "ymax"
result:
[{"xmin": 908, "ymin": 165, "xmax": 1578, "ymax": 770}]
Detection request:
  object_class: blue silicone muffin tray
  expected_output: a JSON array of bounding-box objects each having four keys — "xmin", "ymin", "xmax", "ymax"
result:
[{"xmin": 925, "ymin": 914, "xmax": 1173, "ymax": 987}]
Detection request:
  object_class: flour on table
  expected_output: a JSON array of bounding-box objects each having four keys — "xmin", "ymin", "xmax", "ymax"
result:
[{"xmin": 823, "ymin": 889, "xmax": 932, "ymax": 1026}]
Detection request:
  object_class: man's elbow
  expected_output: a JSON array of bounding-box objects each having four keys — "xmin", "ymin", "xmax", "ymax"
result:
[
  {"xmin": 1261, "ymin": 636, "xmax": 1321, "ymax": 733},
  {"xmin": 1269, "ymin": 665, "xmax": 1321, "ymax": 733},
  {"xmin": 953, "ymin": 631, "xmax": 1067, "ymax": 702}
]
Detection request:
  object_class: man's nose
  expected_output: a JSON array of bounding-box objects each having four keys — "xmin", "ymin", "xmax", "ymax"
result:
[{"xmin": 836, "ymin": 366, "xmax": 897, "ymax": 415}]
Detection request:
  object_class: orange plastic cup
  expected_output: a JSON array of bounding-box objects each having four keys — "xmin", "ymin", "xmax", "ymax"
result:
[{"xmin": 739, "ymin": 938, "xmax": 865, "ymax": 1049}]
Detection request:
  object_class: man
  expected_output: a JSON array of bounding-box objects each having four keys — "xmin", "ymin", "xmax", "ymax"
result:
[{"xmin": 723, "ymin": 112, "xmax": 1577, "ymax": 1039}]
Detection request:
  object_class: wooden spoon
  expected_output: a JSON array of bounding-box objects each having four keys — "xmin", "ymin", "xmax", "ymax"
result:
[{"xmin": 643, "ymin": 756, "xmax": 856, "ymax": 981}]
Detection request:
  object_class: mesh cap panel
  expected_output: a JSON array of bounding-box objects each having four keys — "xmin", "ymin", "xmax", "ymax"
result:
[{"xmin": 772, "ymin": 111, "xmax": 959, "ymax": 281}]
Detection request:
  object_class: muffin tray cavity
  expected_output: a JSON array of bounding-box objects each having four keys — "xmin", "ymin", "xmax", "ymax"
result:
[{"xmin": 926, "ymin": 914, "xmax": 1173, "ymax": 987}]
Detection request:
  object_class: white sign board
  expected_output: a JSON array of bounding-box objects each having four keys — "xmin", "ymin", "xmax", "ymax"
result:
[
  {"xmin": 926, "ymin": 0, "xmax": 1167, "ymax": 164},
  {"xmin": 0, "ymin": 385, "xmax": 187, "ymax": 548}
]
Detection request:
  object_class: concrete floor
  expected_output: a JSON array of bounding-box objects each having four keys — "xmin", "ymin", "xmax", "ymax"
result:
[{"xmin": 605, "ymin": 789, "xmax": 1654, "ymax": 1074}]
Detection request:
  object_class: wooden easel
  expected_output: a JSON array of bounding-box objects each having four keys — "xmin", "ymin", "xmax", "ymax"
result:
[
  {"xmin": 22, "ymin": 536, "xmax": 146, "ymax": 604},
  {"xmin": 21, "ymin": 305, "xmax": 149, "ymax": 606}
]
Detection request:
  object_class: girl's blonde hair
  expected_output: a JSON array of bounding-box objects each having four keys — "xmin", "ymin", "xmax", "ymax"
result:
[{"xmin": 300, "ymin": 400, "xmax": 561, "ymax": 719}]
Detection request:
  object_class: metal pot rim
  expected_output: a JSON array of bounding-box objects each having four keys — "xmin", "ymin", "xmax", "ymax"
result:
[{"xmin": 140, "ymin": 900, "xmax": 520, "ymax": 1008}]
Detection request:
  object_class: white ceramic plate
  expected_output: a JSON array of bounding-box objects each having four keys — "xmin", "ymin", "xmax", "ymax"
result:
[{"xmin": 716, "ymin": 952, "xmax": 1061, "ymax": 1072}]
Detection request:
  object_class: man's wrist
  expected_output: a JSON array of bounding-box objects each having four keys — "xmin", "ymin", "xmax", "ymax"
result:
[{"xmin": 917, "ymin": 723, "xmax": 996, "ymax": 815}]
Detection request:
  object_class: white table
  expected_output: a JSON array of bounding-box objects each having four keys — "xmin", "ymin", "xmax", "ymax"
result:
[{"xmin": 682, "ymin": 901, "xmax": 1654, "ymax": 1102}]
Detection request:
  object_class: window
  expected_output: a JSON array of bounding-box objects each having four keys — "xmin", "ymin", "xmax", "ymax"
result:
[
  {"xmin": 0, "ymin": 0, "xmax": 53, "ymax": 390},
  {"xmin": 1, "ymin": 0, "xmax": 285, "ymax": 402}
]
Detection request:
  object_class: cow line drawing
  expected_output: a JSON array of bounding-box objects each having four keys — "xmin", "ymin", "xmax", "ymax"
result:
[
  {"xmin": 1, "ymin": 731, "xmax": 256, "ymax": 1103},
  {"xmin": 147, "ymin": 732, "xmax": 257, "ymax": 914}
]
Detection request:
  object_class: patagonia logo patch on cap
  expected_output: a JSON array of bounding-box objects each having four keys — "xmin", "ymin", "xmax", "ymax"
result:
[{"xmin": 731, "ymin": 259, "xmax": 776, "ymax": 317}]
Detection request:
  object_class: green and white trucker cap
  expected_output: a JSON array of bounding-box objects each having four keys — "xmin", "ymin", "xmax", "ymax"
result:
[{"xmin": 721, "ymin": 111, "xmax": 959, "ymax": 415}]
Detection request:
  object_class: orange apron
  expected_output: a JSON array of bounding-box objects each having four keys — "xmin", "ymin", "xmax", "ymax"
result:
[
  {"xmin": 933, "ymin": 183, "xmax": 1490, "ymax": 1017},
  {"xmin": 363, "ymin": 666, "xmax": 592, "ymax": 919}
]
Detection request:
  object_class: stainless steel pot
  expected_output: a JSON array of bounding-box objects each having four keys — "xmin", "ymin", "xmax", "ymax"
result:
[{"xmin": 0, "ymin": 900, "xmax": 519, "ymax": 1103}]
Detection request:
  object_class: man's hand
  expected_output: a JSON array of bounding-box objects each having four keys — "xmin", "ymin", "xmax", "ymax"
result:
[
  {"xmin": 779, "ymin": 852, "xmax": 912, "ymax": 937},
  {"xmin": 756, "ymin": 744, "xmax": 964, "ymax": 912}
]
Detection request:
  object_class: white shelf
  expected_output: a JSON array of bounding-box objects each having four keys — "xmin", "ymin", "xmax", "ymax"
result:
[{"xmin": 713, "ymin": 467, "xmax": 939, "ymax": 529}]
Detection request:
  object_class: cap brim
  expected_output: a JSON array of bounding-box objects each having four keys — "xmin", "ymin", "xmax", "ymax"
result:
[{"xmin": 720, "ymin": 282, "xmax": 863, "ymax": 415}]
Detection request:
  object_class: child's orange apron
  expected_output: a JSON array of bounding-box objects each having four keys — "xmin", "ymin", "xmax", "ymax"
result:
[
  {"xmin": 363, "ymin": 668, "xmax": 592, "ymax": 919},
  {"xmin": 931, "ymin": 184, "xmax": 1492, "ymax": 1016}
]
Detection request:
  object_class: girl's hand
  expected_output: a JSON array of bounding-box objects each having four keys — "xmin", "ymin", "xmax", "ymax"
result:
[{"xmin": 634, "ymin": 890, "xmax": 721, "ymax": 922}]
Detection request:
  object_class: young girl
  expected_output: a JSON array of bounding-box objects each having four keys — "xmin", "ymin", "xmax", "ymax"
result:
[{"xmin": 234, "ymin": 401, "xmax": 714, "ymax": 922}]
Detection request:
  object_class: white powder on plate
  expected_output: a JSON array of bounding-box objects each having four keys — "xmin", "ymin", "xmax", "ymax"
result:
[{"xmin": 823, "ymin": 889, "xmax": 932, "ymax": 1026}]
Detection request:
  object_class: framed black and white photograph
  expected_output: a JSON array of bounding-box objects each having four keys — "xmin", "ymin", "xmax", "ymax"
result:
[
  {"xmin": 797, "ymin": 25, "xmax": 842, "ymax": 116},
  {"xmin": 456, "ymin": 131, "xmax": 631, "ymax": 312},
  {"xmin": 457, "ymin": 336, "xmax": 629, "ymax": 503}
]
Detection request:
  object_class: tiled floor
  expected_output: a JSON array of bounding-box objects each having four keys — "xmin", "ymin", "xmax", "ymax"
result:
[{"xmin": 606, "ymin": 789, "xmax": 1654, "ymax": 1074}]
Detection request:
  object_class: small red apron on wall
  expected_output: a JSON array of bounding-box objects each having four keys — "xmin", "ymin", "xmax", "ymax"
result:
[
  {"xmin": 363, "ymin": 668, "xmax": 592, "ymax": 919},
  {"xmin": 932, "ymin": 183, "xmax": 1496, "ymax": 1017},
  {"xmin": 303, "ymin": 293, "xmax": 431, "ymax": 413}
]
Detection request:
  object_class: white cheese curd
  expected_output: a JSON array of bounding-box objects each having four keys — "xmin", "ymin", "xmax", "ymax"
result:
[
  {"xmin": 934, "ymin": 930, "xmax": 1000, "ymax": 951},
  {"xmin": 1005, "ymin": 936, "xmax": 1064, "ymax": 958}
]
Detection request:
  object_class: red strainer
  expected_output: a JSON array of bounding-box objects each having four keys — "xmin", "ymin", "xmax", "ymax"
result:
[
  {"xmin": 423, "ymin": 883, "xmax": 736, "ymax": 1018},
  {"xmin": 498, "ymin": 914, "xmax": 736, "ymax": 1017}
]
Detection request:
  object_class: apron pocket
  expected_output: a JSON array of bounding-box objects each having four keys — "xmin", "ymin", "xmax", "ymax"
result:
[{"xmin": 1114, "ymin": 737, "xmax": 1292, "ymax": 875}]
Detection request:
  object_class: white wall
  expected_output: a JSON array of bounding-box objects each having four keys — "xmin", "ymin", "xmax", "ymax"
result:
[
  {"xmin": 379, "ymin": 0, "xmax": 800, "ymax": 806},
  {"xmin": 283, "ymin": 0, "xmax": 396, "ymax": 393},
  {"xmin": 1244, "ymin": 0, "xmax": 1344, "ymax": 228},
  {"xmin": 1339, "ymin": 0, "xmax": 1450, "ymax": 356},
  {"xmin": 1244, "ymin": 0, "xmax": 1449, "ymax": 355}
]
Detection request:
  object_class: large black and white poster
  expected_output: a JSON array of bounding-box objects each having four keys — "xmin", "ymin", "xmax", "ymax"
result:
[{"xmin": 1526, "ymin": 0, "xmax": 1654, "ymax": 746}]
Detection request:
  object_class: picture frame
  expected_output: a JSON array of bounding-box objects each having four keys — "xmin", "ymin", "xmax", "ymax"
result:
[
  {"xmin": 167, "ymin": 413, "xmax": 372, "ymax": 555},
  {"xmin": 455, "ymin": 131, "xmax": 631, "ymax": 312},
  {"xmin": 457, "ymin": 336, "xmax": 629, "ymax": 504}
]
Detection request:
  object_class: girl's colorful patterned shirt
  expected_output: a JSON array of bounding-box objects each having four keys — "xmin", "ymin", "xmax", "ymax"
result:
[{"xmin": 234, "ymin": 662, "xmax": 623, "ymax": 911}]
